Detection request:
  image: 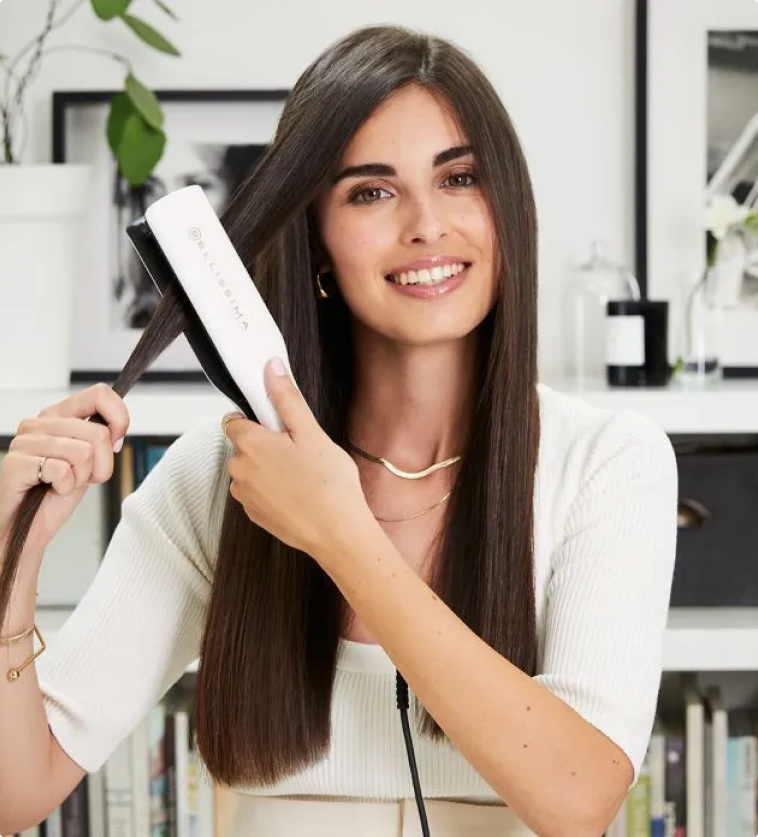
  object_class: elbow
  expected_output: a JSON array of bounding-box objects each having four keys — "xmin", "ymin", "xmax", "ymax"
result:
[
  {"xmin": 514, "ymin": 782, "xmax": 625, "ymax": 837},
  {"xmin": 537, "ymin": 809, "xmax": 615, "ymax": 837},
  {"xmin": 556, "ymin": 790, "xmax": 625, "ymax": 837}
]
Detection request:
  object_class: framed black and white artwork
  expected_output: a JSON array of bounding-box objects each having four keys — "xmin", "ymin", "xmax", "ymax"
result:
[
  {"xmin": 52, "ymin": 89, "xmax": 289, "ymax": 382},
  {"xmin": 636, "ymin": 0, "xmax": 758, "ymax": 376}
]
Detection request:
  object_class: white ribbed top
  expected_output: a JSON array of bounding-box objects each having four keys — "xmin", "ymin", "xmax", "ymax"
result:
[{"xmin": 36, "ymin": 383, "xmax": 678, "ymax": 800}]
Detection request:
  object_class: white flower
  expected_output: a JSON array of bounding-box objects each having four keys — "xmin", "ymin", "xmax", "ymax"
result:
[{"xmin": 706, "ymin": 194, "xmax": 751, "ymax": 239}]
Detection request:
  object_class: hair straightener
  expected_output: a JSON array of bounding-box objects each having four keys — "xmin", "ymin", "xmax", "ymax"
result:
[
  {"xmin": 124, "ymin": 185, "xmax": 432, "ymax": 837},
  {"xmin": 125, "ymin": 184, "xmax": 292, "ymax": 432}
]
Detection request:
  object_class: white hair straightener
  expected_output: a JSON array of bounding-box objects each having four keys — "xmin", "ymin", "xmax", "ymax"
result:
[{"xmin": 125, "ymin": 184, "xmax": 293, "ymax": 432}]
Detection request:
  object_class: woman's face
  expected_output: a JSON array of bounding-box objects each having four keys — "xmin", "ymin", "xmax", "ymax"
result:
[{"xmin": 315, "ymin": 84, "xmax": 497, "ymax": 346}]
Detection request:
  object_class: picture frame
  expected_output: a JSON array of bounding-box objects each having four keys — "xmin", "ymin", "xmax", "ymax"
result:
[
  {"xmin": 636, "ymin": 0, "xmax": 758, "ymax": 377},
  {"xmin": 52, "ymin": 89, "xmax": 290, "ymax": 383}
]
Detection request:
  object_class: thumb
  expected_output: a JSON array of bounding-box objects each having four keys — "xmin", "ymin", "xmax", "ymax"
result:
[{"xmin": 264, "ymin": 357, "xmax": 314, "ymax": 434}]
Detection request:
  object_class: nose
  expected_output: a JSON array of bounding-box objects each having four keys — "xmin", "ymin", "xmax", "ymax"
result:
[{"xmin": 399, "ymin": 195, "xmax": 448, "ymax": 245}]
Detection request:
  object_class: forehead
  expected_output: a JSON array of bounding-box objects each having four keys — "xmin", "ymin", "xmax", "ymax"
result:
[{"xmin": 339, "ymin": 85, "xmax": 468, "ymax": 165}]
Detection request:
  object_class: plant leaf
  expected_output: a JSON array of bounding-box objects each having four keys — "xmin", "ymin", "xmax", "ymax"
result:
[
  {"xmin": 90, "ymin": 0, "xmax": 130, "ymax": 21},
  {"xmin": 106, "ymin": 91, "xmax": 135, "ymax": 155},
  {"xmin": 125, "ymin": 74, "xmax": 163, "ymax": 130},
  {"xmin": 120, "ymin": 13, "xmax": 181, "ymax": 56},
  {"xmin": 117, "ymin": 112, "xmax": 166, "ymax": 185},
  {"xmin": 152, "ymin": 0, "xmax": 178, "ymax": 20}
]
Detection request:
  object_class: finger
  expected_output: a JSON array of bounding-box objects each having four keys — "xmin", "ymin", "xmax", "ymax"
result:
[
  {"xmin": 9, "ymin": 431, "xmax": 113, "ymax": 486},
  {"xmin": 17, "ymin": 413, "xmax": 120, "ymax": 454},
  {"xmin": 2, "ymin": 450, "xmax": 77, "ymax": 497},
  {"xmin": 263, "ymin": 358, "xmax": 313, "ymax": 435},
  {"xmin": 221, "ymin": 411, "xmax": 247, "ymax": 444},
  {"xmin": 38, "ymin": 382, "xmax": 130, "ymax": 446}
]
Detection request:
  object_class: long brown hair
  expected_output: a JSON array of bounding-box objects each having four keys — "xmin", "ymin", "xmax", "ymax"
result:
[{"xmin": 0, "ymin": 25, "xmax": 540, "ymax": 789}]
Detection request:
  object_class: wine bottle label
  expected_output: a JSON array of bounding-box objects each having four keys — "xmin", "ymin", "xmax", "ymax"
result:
[{"xmin": 606, "ymin": 315, "xmax": 644, "ymax": 366}]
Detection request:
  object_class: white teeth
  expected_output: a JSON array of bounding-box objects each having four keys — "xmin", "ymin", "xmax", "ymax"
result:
[{"xmin": 389, "ymin": 263, "xmax": 466, "ymax": 285}]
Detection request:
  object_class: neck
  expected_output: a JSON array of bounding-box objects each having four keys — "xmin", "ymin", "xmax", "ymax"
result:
[{"xmin": 348, "ymin": 328, "xmax": 479, "ymax": 471}]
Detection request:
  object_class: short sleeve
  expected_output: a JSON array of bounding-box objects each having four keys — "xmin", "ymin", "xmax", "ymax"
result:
[
  {"xmin": 533, "ymin": 410, "xmax": 678, "ymax": 785},
  {"xmin": 36, "ymin": 416, "xmax": 231, "ymax": 773}
]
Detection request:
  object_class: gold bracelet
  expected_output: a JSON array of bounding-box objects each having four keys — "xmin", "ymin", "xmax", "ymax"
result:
[
  {"xmin": 5, "ymin": 624, "xmax": 46, "ymax": 683},
  {"xmin": 0, "ymin": 625, "xmax": 35, "ymax": 645}
]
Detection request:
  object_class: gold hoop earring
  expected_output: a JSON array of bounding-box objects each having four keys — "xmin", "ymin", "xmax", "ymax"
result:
[{"xmin": 315, "ymin": 272, "xmax": 330, "ymax": 299}]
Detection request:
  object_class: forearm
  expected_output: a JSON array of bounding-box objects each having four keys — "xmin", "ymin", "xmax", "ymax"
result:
[
  {"xmin": 317, "ymin": 520, "xmax": 628, "ymax": 837},
  {"xmin": 0, "ymin": 552, "xmax": 58, "ymax": 834}
]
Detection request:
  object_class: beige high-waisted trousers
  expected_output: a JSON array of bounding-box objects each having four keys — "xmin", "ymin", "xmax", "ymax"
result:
[{"xmin": 227, "ymin": 795, "xmax": 538, "ymax": 836}]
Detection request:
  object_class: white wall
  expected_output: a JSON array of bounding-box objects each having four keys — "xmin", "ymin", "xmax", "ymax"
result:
[{"xmin": 0, "ymin": 0, "xmax": 637, "ymax": 378}]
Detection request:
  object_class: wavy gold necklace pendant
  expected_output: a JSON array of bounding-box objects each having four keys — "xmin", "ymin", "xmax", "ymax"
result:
[{"xmin": 347, "ymin": 441, "xmax": 461, "ymax": 480}]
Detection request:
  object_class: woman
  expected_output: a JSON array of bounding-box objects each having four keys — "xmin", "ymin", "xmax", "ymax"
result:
[{"xmin": 0, "ymin": 24, "xmax": 678, "ymax": 837}]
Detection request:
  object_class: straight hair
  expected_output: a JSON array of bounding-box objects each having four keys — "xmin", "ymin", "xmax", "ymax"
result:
[{"xmin": 0, "ymin": 25, "xmax": 540, "ymax": 789}]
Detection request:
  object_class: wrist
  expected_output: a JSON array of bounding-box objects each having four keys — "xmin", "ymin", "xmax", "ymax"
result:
[{"xmin": 311, "ymin": 504, "xmax": 384, "ymax": 572}]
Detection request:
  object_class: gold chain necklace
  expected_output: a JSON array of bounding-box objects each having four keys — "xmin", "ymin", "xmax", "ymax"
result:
[
  {"xmin": 346, "ymin": 441, "xmax": 461, "ymax": 480},
  {"xmin": 372, "ymin": 490, "xmax": 453, "ymax": 523},
  {"xmin": 347, "ymin": 440, "xmax": 459, "ymax": 522}
]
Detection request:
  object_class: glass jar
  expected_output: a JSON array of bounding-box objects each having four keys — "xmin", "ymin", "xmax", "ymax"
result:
[{"xmin": 561, "ymin": 240, "xmax": 641, "ymax": 386}]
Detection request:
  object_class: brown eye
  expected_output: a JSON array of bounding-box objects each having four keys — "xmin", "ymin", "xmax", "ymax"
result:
[
  {"xmin": 350, "ymin": 186, "xmax": 392, "ymax": 204},
  {"xmin": 444, "ymin": 171, "xmax": 478, "ymax": 188}
]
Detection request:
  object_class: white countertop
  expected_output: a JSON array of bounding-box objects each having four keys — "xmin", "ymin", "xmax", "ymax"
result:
[{"xmin": 2, "ymin": 376, "xmax": 758, "ymax": 436}]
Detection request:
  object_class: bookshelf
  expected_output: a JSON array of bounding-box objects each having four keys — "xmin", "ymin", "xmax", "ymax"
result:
[{"xmin": 6, "ymin": 375, "xmax": 757, "ymax": 676}]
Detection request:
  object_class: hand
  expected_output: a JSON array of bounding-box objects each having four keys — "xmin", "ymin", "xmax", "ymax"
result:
[
  {"xmin": 0, "ymin": 383, "xmax": 130, "ymax": 564},
  {"xmin": 223, "ymin": 358, "xmax": 373, "ymax": 559}
]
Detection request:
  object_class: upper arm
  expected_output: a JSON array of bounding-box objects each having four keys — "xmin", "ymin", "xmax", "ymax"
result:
[
  {"xmin": 533, "ymin": 411, "xmax": 678, "ymax": 787},
  {"xmin": 34, "ymin": 417, "xmax": 231, "ymax": 775}
]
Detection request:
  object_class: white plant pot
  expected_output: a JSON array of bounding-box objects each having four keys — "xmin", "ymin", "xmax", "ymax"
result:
[{"xmin": 0, "ymin": 164, "xmax": 91, "ymax": 390}]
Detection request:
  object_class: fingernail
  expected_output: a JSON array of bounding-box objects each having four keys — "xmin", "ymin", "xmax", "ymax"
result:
[
  {"xmin": 113, "ymin": 437, "xmax": 124, "ymax": 453},
  {"xmin": 270, "ymin": 357, "xmax": 287, "ymax": 377}
]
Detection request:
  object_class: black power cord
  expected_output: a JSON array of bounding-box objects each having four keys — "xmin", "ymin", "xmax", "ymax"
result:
[{"xmin": 395, "ymin": 669, "xmax": 431, "ymax": 837}]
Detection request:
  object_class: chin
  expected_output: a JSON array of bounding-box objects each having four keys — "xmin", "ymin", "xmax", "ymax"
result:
[{"xmin": 382, "ymin": 312, "xmax": 489, "ymax": 348}]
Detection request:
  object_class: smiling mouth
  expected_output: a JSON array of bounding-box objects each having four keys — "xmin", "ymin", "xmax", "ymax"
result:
[{"xmin": 385, "ymin": 262, "xmax": 471, "ymax": 286}]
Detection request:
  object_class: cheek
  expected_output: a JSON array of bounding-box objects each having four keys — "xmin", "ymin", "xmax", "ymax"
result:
[
  {"xmin": 458, "ymin": 205, "xmax": 495, "ymax": 259},
  {"xmin": 327, "ymin": 218, "xmax": 390, "ymax": 279}
]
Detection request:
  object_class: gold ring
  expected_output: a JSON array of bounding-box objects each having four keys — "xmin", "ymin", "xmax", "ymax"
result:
[
  {"xmin": 221, "ymin": 413, "xmax": 239, "ymax": 435},
  {"xmin": 37, "ymin": 456, "xmax": 48, "ymax": 484}
]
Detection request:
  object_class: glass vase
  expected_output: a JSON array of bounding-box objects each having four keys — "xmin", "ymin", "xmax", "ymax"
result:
[{"xmin": 677, "ymin": 267, "xmax": 722, "ymax": 384}]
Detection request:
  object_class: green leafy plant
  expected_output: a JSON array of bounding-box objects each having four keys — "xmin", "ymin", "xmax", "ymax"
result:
[{"xmin": 0, "ymin": 0, "xmax": 181, "ymax": 184}]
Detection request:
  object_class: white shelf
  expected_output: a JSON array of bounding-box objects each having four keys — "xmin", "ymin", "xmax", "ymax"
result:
[
  {"xmin": 2, "ymin": 377, "xmax": 758, "ymax": 437},
  {"xmin": 35, "ymin": 607, "xmax": 758, "ymax": 673},
  {"xmin": 0, "ymin": 382, "xmax": 230, "ymax": 437},
  {"xmin": 663, "ymin": 608, "xmax": 758, "ymax": 671},
  {"xmin": 544, "ymin": 377, "xmax": 758, "ymax": 434}
]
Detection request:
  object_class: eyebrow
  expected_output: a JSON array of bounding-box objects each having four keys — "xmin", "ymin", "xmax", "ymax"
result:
[{"xmin": 332, "ymin": 144, "xmax": 474, "ymax": 185}]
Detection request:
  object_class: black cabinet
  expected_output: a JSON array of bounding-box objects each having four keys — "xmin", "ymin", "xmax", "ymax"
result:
[{"xmin": 671, "ymin": 435, "xmax": 758, "ymax": 607}]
